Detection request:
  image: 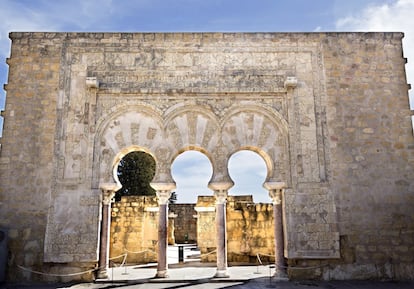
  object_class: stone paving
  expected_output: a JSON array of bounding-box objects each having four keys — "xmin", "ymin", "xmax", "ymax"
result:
[
  {"xmin": 2, "ymin": 265, "xmax": 413, "ymax": 289},
  {"xmin": 1, "ymin": 247, "xmax": 413, "ymax": 288}
]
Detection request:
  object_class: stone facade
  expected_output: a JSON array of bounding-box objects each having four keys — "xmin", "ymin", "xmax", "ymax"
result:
[{"xmin": 0, "ymin": 32, "xmax": 413, "ymax": 282}]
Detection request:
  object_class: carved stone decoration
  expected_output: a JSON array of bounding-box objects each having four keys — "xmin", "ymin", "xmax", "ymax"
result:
[
  {"xmin": 86, "ymin": 77, "xmax": 99, "ymax": 89},
  {"xmin": 4, "ymin": 32, "xmax": 367, "ymax": 282},
  {"xmin": 284, "ymin": 76, "xmax": 298, "ymax": 89},
  {"xmin": 264, "ymin": 181, "xmax": 286, "ymax": 205},
  {"xmin": 100, "ymin": 183, "xmax": 120, "ymax": 204}
]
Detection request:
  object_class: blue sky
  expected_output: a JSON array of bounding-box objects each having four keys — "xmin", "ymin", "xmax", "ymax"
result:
[{"xmin": 0, "ymin": 0, "xmax": 413, "ymax": 203}]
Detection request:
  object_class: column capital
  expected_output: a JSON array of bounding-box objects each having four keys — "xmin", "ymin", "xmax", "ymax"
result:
[
  {"xmin": 99, "ymin": 183, "xmax": 121, "ymax": 205},
  {"xmin": 209, "ymin": 182, "xmax": 233, "ymax": 204},
  {"xmin": 263, "ymin": 182, "xmax": 286, "ymax": 205},
  {"xmin": 151, "ymin": 182, "xmax": 175, "ymax": 205}
]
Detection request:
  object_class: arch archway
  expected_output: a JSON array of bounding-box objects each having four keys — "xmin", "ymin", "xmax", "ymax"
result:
[
  {"xmin": 114, "ymin": 150, "xmax": 156, "ymax": 202},
  {"xmin": 228, "ymin": 149, "xmax": 268, "ymax": 203},
  {"xmin": 171, "ymin": 149, "xmax": 213, "ymax": 203}
]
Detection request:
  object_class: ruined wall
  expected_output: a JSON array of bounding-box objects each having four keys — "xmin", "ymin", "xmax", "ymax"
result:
[
  {"xmin": 110, "ymin": 196, "xmax": 158, "ymax": 264},
  {"xmin": 0, "ymin": 32, "xmax": 412, "ymax": 282},
  {"xmin": 195, "ymin": 196, "xmax": 276, "ymax": 263},
  {"xmin": 169, "ymin": 204, "xmax": 197, "ymax": 243},
  {"xmin": 110, "ymin": 196, "xmax": 274, "ymax": 264}
]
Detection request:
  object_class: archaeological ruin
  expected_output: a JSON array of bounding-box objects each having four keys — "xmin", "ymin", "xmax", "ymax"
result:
[{"xmin": 0, "ymin": 32, "xmax": 413, "ymax": 283}]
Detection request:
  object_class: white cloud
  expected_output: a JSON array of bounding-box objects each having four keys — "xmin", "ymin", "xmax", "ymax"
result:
[
  {"xmin": 0, "ymin": 0, "xmax": 121, "ymax": 58},
  {"xmin": 336, "ymin": 0, "xmax": 414, "ymax": 109}
]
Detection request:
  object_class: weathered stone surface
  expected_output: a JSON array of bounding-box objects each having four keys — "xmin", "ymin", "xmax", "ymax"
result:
[
  {"xmin": 169, "ymin": 204, "xmax": 197, "ymax": 243},
  {"xmin": 110, "ymin": 196, "xmax": 158, "ymax": 264},
  {"xmin": 0, "ymin": 32, "xmax": 412, "ymax": 282}
]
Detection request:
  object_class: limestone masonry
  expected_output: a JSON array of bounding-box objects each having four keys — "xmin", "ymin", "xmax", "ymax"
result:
[{"xmin": 0, "ymin": 32, "xmax": 413, "ymax": 282}]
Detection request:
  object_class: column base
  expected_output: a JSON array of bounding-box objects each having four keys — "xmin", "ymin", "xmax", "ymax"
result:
[
  {"xmin": 96, "ymin": 269, "xmax": 108, "ymax": 279},
  {"xmin": 155, "ymin": 270, "xmax": 169, "ymax": 278},
  {"xmin": 214, "ymin": 269, "xmax": 229, "ymax": 278},
  {"xmin": 273, "ymin": 268, "xmax": 288, "ymax": 281}
]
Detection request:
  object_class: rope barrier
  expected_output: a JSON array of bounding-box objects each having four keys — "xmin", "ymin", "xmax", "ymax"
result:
[
  {"xmin": 124, "ymin": 248, "xmax": 156, "ymax": 254},
  {"xmin": 17, "ymin": 265, "xmax": 96, "ymax": 277},
  {"xmin": 17, "ymin": 249, "xmax": 336, "ymax": 278},
  {"xmin": 109, "ymin": 253, "xmax": 127, "ymax": 261},
  {"xmin": 109, "ymin": 253, "xmax": 128, "ymax": 267},
  {"xmin": 198, "ymin": 249, "xmax": 217, "ymax": 258}
]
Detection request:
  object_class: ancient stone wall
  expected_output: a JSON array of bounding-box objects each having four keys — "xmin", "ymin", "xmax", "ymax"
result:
[
  {"xmin": 195, "ymin": 196, "xmax": 275, "ymax": 263},
  {"xmin": 169, "ymin": 204, "xmax": 197, "ymax": 243},
  {"xmin": 109, "ymin": 195, "xmax": 276, "ymax": 264},
  {"xmin": 0, "ymin": 32, "xmax": 412, "ymax": 282},
  {"xmin": 0, "ymin": 34, "xmax": 71, "ymax": 282},
  {"xmin": 110, "ymin": 196, "xmax": 158, "ymax": 264},
  {"xmin": 322, "ymin": 33, "xmax": 414, "ymax": 280}
]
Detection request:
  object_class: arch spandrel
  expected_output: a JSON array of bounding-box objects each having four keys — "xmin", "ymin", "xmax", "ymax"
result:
[
  {"xmin": 93, "ymin": 105, "xmax": 165, "ymax": 186},
  {"xmin": 221, "ymin": 106, "xmax": 290, "ymax": 184},
  {"xmin": 164, "ymin": 106, "xmax": 221, "ymax": 156}
]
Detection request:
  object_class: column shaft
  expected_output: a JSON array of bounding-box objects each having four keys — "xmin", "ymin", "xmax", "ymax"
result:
[
  {"xmin": 208, "ymin": 182, "xmax": 233, "ymax": 279},
  {"xmin": 264, "ymin": 182, "xmax": 287, "ymax": 278},
  {"xmin": 273, "ymin": 202, "xmax": 286, "ymax": 276},
  {"xmin": 97, "ymin": 202, "xmax": 110, "ymax": 278},
  {"xmin": 151, "ymin": 183, "xmax": 175, "ymax": 279},
  {"xmin": 156, "ymin": 203, "xmax": 168, "ymax": 277},
  {"xmin": 215, "ymin": 202, "xmax": 228, "ymax": 277}
]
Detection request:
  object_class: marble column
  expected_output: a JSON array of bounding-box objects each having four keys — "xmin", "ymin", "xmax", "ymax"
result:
[
  {"xmin": 264, "ymin": 181, "xmax": 287, "ymax": 279},
  {"xmin": 208, "ymin": 182, "xmax": 233, "ymax": 278},
  {"xmin": 151, "ymin": 182, "xmax": 175, "ymax": 278},
  {"xmin": 97, "ymin": 183, "xmax": 121, "ymax": 279}
]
